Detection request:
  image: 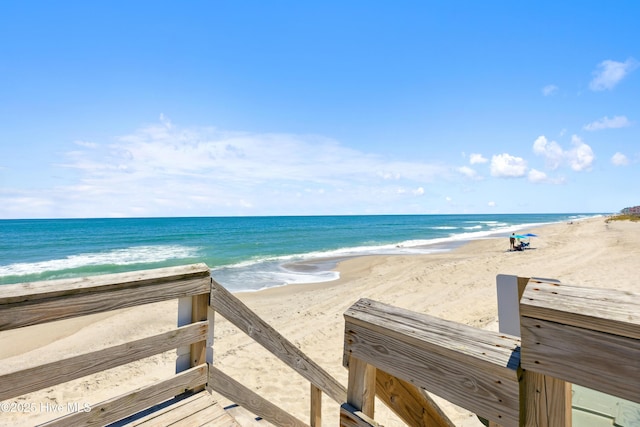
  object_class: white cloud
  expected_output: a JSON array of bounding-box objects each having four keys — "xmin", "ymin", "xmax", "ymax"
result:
[
  {"xmin": 584, "ymin": 115, "xmax": 632, "ymax": 131},
  {"xmin": 458, "ymin": 166, "xmax": 481, "ymax": 180},
  {"xmin": 469, "ymin": 153, "xmax": 488, "ymax": 164},
  {"xmin": 611, "ymin": 152, "xmax": 629, "ymax": 166},
  {"xmin": 542, "ymin": 85, "xmax": 558, "ymax": 96},
  {"xmin": 567, "ymin": 135, "xmax": 595, "ymax": 171},
  {"xmin": 528, "ymin": 169, "xmax": 548, "ymax": 183},
  {"xmin": 490, "ymin": 153, "xmax": 527, "ymax": 178},
  {"xmin": 589, "ymin": 58, "xmax": 638, "ymax": 91},
  {"xmin": 532, "ymin": 136, "xmax": 564, "ymax": 170},
  {"xmin": 532, "ymin": 135, "xmax": 594, "ymax": 172},
  {"xmin": 487, "ymin": 201, "xmax": 496, "ymax": 207},
  {"xmin": 32, "ymin": 119, "xmax": 452, "ymax": 217}
]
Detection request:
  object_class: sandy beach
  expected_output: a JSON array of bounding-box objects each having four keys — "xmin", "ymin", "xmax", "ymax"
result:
[{"xmin": 1, "ymin": 216, "xmax": 639, "ymax": 426}]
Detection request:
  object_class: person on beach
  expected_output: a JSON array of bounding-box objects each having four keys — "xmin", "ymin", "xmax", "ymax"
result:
[{"xmin": 510, "ymin": 233, "xmax": 516, "ymax": 251}]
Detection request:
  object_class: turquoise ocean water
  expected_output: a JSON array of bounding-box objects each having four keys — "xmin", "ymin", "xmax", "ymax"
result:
[{"xmin": 0, "ymin": 214, "xmax": 596, "ymax": 291}]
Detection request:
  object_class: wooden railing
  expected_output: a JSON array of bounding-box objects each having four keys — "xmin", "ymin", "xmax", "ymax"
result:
[
  {"xmin": 208, "ymin": 279, "xmax": 347, "ymax": 426},
  {"xmin": 341, "ymin": 278, "xmax": 639, "ymax": 427},
  {"xmin": 2, "ymin": 265, "xmax": 637, "ymax": 427},
  {"xmin": 0, "ymin": 263, "xmax": 346, "ymax": 427},
  {"xmin": 0, "ymin": 263, "xmax": 212, "ymax": 426}
]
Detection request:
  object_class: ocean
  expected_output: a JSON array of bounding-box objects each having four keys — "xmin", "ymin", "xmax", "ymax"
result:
[{"xmin": 0, "ymin": 214, "xmax": 595, "ymax": 291}]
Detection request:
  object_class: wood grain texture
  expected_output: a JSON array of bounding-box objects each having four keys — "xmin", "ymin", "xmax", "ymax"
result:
[
  {"xmin": 41, "ymin": 365, "xmax": 208, "ymax": 427},
  {"xmin": 344, "ymin": 299, "xmax": 521, "ymax": 427},
  {"xmin": 346, "ymin": 356, "xmax": 376, "ymax": 417},
  {"xmin": 190, "ymin": 293, "xmax": 210, "ymax": 394},
  {"xmin": 0, "ymin": 321, "xmax": 208, "ymax": 401},
  {"xmin": 375, "ymin": 370, "xmax": 455, "ymax": 427},
  {"xmin": 210, "ymin": 279, "xmax": 347, "ymax": 404},
  {"xmin": 0, "ymin": 265, "xmax": 211, "ymax": 330},
  {"xmin": 344, "ymin": 298, "xmax": 521, "ymax": 371},
  {"xmin": 310, "ymin": 384, "xmax": 322, "ymax": 427},
  {"xmin": 208, "ymin": 365, "xmax": 308, "ymax": 427},
  {"xmin": 339, "ymin": 403, "xmax": 381, "ymax": 427},
  {"xmin": 0, "ymin": 263, "xmax": 211, "ymax": 304},
  {"xmin": 520, "ymin": 279, "xmax": 640, "ymax": 339},
  {"xmin": 519, "ymin": 370, "xmax": 571, "ymax": 427},
  {"xmin": 520, "ymin": 316, "xmax": 639, "ymax": 403}
]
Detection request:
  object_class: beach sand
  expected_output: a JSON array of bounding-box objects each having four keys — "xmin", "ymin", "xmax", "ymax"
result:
[{"xmin": 1, "ymin": 216, "xmax": 639, "ymax": 426}]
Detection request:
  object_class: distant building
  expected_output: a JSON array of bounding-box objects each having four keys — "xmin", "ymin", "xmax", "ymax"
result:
[{"xmin": 621, "ymin": 205, "xmax": 640, "ymax": 215}]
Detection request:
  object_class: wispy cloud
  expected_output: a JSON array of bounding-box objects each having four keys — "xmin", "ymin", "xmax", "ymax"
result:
[
  {"xmin": 457, "ymin": 166, "xmax": 481, "ymax": 180},
  {"xmin": 23, "ymin": 119, "xmax": 452, "ymax": 217},
  {"xmin": 589, "ymin": 58, "xmax": 638, "ymax": 91},
  {"xmin": 542, "ymin": 84, "xmax": 558, "ymax": 96},
  {"xmin": 469, "ymin": 153, "xmax": 488, "ymax": 164},
  {"xmin": 611, "ymin": 152, "xmax": 629, "ymax": 166},
  {"xmin": 584, "ymin": 115, "xmax": 632, "ymax": 131},
  {"xmin": 528, "ymin": 169, "xmax": 548, "ymax": 183}
]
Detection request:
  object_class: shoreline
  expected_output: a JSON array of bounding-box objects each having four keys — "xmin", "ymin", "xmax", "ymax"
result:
[{"xmin": 1, "ymin": 216, "xmax": 638, "ymax": 426}]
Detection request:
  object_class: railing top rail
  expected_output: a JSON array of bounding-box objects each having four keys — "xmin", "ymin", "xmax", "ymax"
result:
[
  {"xmin": 521, "ymin": 278, "xmax": 640, "ymax": 339},
  {"xmin": 520, "ymin": 278, "xmax": 640, "ymax": 403},
  {"xmin": 0, "ymin": 263, "xmax": 211, "ymax": 330},
  {"xmin": 0, "ymin": 263, "xmax": 210, "ymax": 305},
  {"xmin": 344, "ymin": 298, "xmax": 522, "ymax": 426}
]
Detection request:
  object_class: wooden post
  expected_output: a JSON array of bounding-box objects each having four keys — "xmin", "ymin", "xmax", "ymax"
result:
[
  {"xmin": 176, "ymin": 296, "xmax": 192, "ymax": 373},
  {"xmin": 177, "ymin": 293, "xmax": 210, "ymax": 381},
  {"xmin": 346, "ymin": 356, "xmax": 376, "ymax": 418},
  {"xmin": 520, "ymin": 371, "xmax": 571, "ymax": 426},
  {"xmin": 310, "ymin": 383, "xmax": 322, "ymax": 427}
]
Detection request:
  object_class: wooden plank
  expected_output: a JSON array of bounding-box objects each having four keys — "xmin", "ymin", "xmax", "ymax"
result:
[
  {"xmin": 0, "ymin": 321, "xmax": 208, "ymax": 401},
  {"xmin": 180, "ymin": 402, "xmax": 241, "ymax": 427},
  {"xmin": 208, "ymin": 365, "xmax": 309, "ymax": 427},
  {"xmin": 375, "ymin": 370, "xmax": 455, "ymax": 427},
  {"xmin": 0, "ymin": 266, "xmax": 211, "ymax": 330},
  {"xmin": 520, "ymin": 279, "xmax": 640, "ymax": 339},
  {"xmin": 124, "ymin": 393, "xmax": 215, "ymax": 426},
  {"xmin": 520, "ymin": 315, "xmax": 639, "ymax": 403},
  {"xmin": 346, "ymin": 356, "xmax": 376, "ymax": 417},
  {"xmin": 519, "ymin": 370, "xmax": 571, "ymax": 427},
  {"xmin": 210, "ymin": 280, "xmax": 347, "ymax": 404},
  {"xmin": 190, "ymin": 293, "xmax": 209, "ymax": 394},
  {"xmin": 42, "ymin": 365, "xmax": 208, "ymax": 426},
  {"xmin": 163, "ymin": 394, "xmax": 241, "ymax": 427},
  {"xmin": 339, "ymin": 403, "xmax": 382, "ymax": 427},
  {"xmin": 0, "ymin": 263, "xmax": 210, "ymax": 304},
  {"xmin": 344, "ymin": 299, "xmax": 521, "ymax": 427},
  {"xmin": 344, "ymin": 298, "xmax": 521, "ymax": 372},
  {"xmin": 310, "ymin": 384, "xmax": 322, "ymax": 427},
  {"xmin": 125, "ymin": 392, "xmax": 240, "ymax": 427}
]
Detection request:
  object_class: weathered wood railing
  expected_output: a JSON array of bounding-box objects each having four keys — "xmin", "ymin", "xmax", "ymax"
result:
[
  {"xmin": 0, "ymin": 263, "xmax": 346, "ymax": 426},
  {"xmin": 208, "ymin": 279, "xmax": 347, "ymax": 426},
  {"xmin": 341, "ymin": 278, "xmax": 639, "ymax": 427},
  {"xmin": 0, "ymin": 263, "xmax": 213, "ymax": 426},
  {"xmin": 3, "ymin": 265, "xmax": 637, "ymax": 427}
]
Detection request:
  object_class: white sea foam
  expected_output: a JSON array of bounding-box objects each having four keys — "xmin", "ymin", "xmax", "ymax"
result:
[{"xmin": 0, "ymin": 245, "xmax": 199, "ymax": 277}]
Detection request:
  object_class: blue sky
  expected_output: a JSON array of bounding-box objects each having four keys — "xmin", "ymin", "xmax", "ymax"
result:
[{"xmin": 1, "ymin": 1, "xmax": 638, "ymax": 218}]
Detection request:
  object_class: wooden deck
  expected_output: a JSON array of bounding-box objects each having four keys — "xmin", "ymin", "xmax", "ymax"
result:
[
  {"xmin": 1, "ymin": 264, "xmax": 638, "ymax": 427},
  {"xmin": 119, "ymin": 392, "xmax": 241, "ymax": 427}
]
